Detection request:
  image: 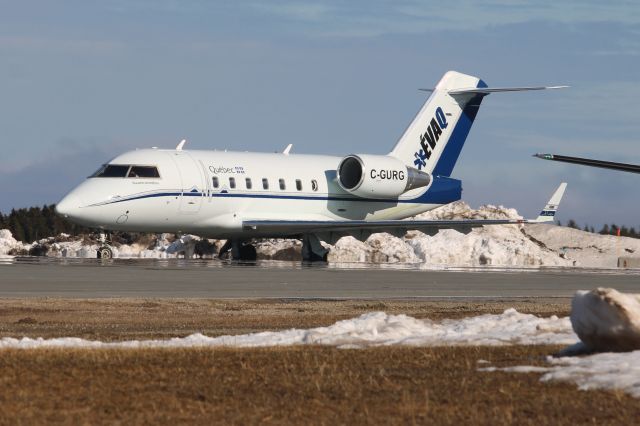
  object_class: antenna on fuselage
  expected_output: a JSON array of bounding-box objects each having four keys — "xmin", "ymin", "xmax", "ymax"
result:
[{"xmin": 176, "ymin": 139, "xmax": 187, "ymax": 151}]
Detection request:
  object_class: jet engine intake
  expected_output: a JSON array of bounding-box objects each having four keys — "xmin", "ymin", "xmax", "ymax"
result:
[{"xmin": 337, "ymin": 154, "xmax": 431, "ymax": 199}]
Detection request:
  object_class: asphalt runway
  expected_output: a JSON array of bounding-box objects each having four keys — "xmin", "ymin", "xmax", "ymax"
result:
[{"xmin": 0, "ymin": 258, "xmax": 638, "ymax": 298}]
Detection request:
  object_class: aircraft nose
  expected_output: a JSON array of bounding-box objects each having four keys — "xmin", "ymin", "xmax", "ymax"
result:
[{"xmin": 55, "ymin": 193, "xmax": 81, "ymax": 218}]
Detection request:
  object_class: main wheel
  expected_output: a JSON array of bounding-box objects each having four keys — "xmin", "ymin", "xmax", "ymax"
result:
[
  {"xmin": 97, "ymin": 247, "xmax": 113, "ymax": 259},
  {"xmin": 239, "ymin": 244, "xmax": 257, "ymax": 261}
]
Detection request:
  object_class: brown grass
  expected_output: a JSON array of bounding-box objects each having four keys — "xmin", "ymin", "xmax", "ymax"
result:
[
  {"xmin": 0, "ymin": 345, "xmax": 636, "ymax": 425},
  {"xmin": 0, "ymin": 298, "xmax": 570, "ymax": 341},
  {"xmin": 0, "ymin": 298, "xmax": 630, "ymax": 425}
]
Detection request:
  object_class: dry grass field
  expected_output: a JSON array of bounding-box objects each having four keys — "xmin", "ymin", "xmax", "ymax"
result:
[
  {"xmin": 0, "ymin": 298, "xmax": 570, "ymax": 340},
  {"xmin": 0, "ymin": 298, "xmax": 636, "ymax": 425},
  {"xmin": 0, "ymin": 346, "xmax": 638, "ymax": 425}
]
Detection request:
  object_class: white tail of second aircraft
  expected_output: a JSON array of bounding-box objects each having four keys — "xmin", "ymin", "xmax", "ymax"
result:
[{"xmin": 389, "ymin": 71, "xmax": 567, "ymax": 177}]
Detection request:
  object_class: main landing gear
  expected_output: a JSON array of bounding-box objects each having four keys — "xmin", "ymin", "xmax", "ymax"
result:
[
  {"xmin": 96, "ymin": 232, "xmax": 114, "ymax": 259},
  {"xmin": 219, "ymin": 235, "xmax": 329, "ymax": 262},
  {"xmin": 302, "ymin": 234, "xmax": 328, "ymax": 262},
  {"xmin": 218, "ymin": 239, "xmax": 257, "ymax": 261}
]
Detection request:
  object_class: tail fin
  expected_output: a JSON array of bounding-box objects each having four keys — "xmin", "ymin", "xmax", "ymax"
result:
[
  {"xmin": 389, "ymin": 71, "xmax": 566, "ymax": 177},
  {"xmin": 535, "ymin": 182, "xmax": 567, "ymax": 222},
  {"xmin": 389, "ymin": 71, "xmax": 486, "ymax": 177}
]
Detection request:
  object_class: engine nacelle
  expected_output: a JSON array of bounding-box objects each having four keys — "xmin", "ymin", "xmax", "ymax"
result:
[{"xmin": 337, "ymin": 154, "xmax": 431, "ymax": 199}]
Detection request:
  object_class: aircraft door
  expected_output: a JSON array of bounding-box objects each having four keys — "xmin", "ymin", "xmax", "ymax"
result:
[{"xmin": 170, "ymin": 151, "xmax": 205, "ymax": 213}]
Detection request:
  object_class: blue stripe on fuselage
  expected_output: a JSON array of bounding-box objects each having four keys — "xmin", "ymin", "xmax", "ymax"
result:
[{"xmin": 90, "ymin": 176, "xmax": 462, "ymax": 207}]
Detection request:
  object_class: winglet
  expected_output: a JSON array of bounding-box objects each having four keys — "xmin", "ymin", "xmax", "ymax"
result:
[
  {"xmin": 535, "ymin": 183, "xmax": 567, "ymax": 222},
  {"xmin": 176, "ymin": 139, "xmax": 186, "ymax": 151}
]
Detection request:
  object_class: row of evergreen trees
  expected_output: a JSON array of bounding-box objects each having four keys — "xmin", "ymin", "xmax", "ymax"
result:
[
  {"xmin": 1, "ymin": 205, "xmax": 639, "ymax": 243},
  {"xmin": 558, "ymin": 220, "xmax": 640, "ymax": 238},
  {"xmin": 0, "ymin": 205, "xmax": 90, "ymax": 243}
]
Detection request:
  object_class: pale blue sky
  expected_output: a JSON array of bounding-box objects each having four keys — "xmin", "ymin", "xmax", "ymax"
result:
[{"xmin": 1, "ymin": 1, "xmax": 639, "ymax": 228}]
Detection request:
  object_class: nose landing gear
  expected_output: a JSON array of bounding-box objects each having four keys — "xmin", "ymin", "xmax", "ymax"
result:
[{"xmin": 96, "ymin": 232, "xmax": 114, "ymax": 259}]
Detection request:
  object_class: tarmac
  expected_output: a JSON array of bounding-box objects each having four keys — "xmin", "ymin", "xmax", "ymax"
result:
[{"xmin": 0, "ymin": 258, "xmax": 638, "ymax": 298}]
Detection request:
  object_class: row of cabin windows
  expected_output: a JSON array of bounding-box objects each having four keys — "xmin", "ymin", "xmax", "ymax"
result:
[{"xmin": 211, "ymin": 177, "xmax": 318, "ymax": 192}]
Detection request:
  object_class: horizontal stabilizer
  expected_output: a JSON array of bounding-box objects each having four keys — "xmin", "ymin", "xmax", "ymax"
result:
[{"xmin": 449, "ymin": 86, "xmax": 568, "ymax": 95}]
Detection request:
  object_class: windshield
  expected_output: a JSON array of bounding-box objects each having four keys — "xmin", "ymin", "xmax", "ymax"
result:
[{"xmin": 91, "ymin": 164, "xmax": 160, "ymax": 178}]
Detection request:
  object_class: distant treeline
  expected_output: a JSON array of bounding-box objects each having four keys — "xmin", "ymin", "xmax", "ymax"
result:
[
  {"xmin": 0, "ymin": 205, "xmax": 90, "ymax": 243},
  {"xmin": 558, "ymin": 219, "xmax": 640, "ymax": 239},
  {"xmin": 1, "ymin": 204, "xmax": 639, "ymax": 242}
]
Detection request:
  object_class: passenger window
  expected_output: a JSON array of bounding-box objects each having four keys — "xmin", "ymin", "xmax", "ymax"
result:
[
  {"xmin": 128, "ymin": 166, "xmax": 160, "ymax": 178},
  {"xmin": 245, "ymin": 178, "xmax": 252, "ymax": 190},
  {"xmin": 262, "ymin": 178, "xmax": 269, "ymax": 190},
  {"xmin": 296, "ymin": 179, "xmax": 302, "ymax": 191},
  {"xmin": 92, "ymin": 164, "xmax": 130, "ymax": 178},
  {"xmin": 279, "ymin": 179, "xmax": 286, "ymax": 190},
  {"xmin": 212, "ymin": 176, "xmax": 219, "ymax": 188},
  {"xmin": 229, "ymin": 177, "xmax": 236, "ymax": 189},
  {"xmin": 311, "ymin": 179, "xmax": 318, "ymax": 191}
]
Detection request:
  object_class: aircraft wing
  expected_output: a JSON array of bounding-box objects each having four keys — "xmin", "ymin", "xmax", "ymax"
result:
[
  {"xmin": 534, "ymin": 153, "xmax": 640, "ymax": 174},
  {"xmin": 243, "ymin": 183, "xmax": 567, "ymax": 236}
]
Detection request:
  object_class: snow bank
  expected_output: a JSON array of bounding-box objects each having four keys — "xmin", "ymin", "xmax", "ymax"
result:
[
  {"xmin": 4, "ymin": 200, "xmax": 640, "ymax": 267},
  {"xmin": 0, "ymin": 309, "xmax": 577, "ymax": 350},
  {"xmin": 0, "ymin": 229, "xmax": 27, "ymax": 257},
  {"xmin": 525, "ymin": 224, "xmax": 640, "ymax": 268},
  {"xmin": 255, "ymin": 239, "xmax": 302, "ymax": 261},
  {"xmin": 481, "ymin": 351, "xmax": 640, "ymax": 398},
  {"xmin": 328, "ymin": 234, "xmax": 420, "ymax": 263},
  {"xmin": 571, "ymin": 288, "xmax": 640, "ymax": 352},
  {"xmin": 325, "ymin": 201, "xmax": 571, "ymax": 267}
]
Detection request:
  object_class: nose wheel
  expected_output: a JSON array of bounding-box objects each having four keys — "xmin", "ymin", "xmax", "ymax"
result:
[
  {"xmin": 96, "ymin": 232, "xmax": 115, "ymax": 259},
  {"xmin": 97, "ymin": 246, "xmax": 114, "ymax": 259}
]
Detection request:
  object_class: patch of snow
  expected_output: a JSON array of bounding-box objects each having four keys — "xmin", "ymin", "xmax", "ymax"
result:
[
  {"xmin": 0, "ymin": 309, "xmax": 577, "ymax": 350},
  {"xmin": 481, "ymin": 365, "xmax": 552, "ymax": 374},
  {"xmin": 480, "ymin": 288, "xmax": 640, "ymax": 398},
  {"xmin": 571, "ymin": 288, "xmax": 640, "ymax": 352},
  {"xmin": 481, "ymin": 351, "xmax": 640, "ymax": 398}
]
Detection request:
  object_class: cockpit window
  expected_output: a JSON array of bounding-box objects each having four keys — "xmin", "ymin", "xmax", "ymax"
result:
[
  {"xmin": 128, "ymin": 166, "xmax": 160, "ymax": 178},
  {"xmin": 91, "ymin": 164, "xmax": 160, "ymax": 178},
  {"xmin": 92, "ymin": 165, "xmax": 130, "ymax": 178}
]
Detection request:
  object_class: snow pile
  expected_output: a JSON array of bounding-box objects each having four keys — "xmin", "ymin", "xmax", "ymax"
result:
[
  {"xmin": 0, "ymin": 309, "xmax": 577, "ymax": 350},
  {"xmin": 543, "ymin": 351, "xmax": 640, "ymax": 397},
  {"xmin": 328, "ymin": 234, "xmax": 420, "ymax": 263},
  {"xmin": 406, "ymin": 202, "xmax": 570, "ymax": 267},
  {"xmin": 43, "ymin": 233, "xmax": 210, "ymax": 259},
  {"xmin": 325, "ymin": 201, "xmax": 570, "ymax": 267},
  {"xmin": 481, "ymin": 351, "xmax": 640, "ymax": 398},
  {"xmin": 0, "ymin": 229, "xmax": 28, "ymax": 258},
  {"xmin": 571, "ymin": 288, "xmax": 640, "ymax": 352},
  {"xmin": 525, "ymin": 224, "xmax": 640, "ymax": 268},
  {"xmin": 255, "ymin": 239, "xmax": 302, "ymax": 261},
  {"xmin": 415, "ymin": 201, "xmax": 521, "ymax": 221},
  {"xmin": 46, "ymin": 238, "xmax": 99, "ymax": 258}
]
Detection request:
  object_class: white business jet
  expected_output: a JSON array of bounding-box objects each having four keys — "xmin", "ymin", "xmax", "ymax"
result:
[{"xmin": 56, "ymin": 71, "xmax": 567, "ymax": 260}]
